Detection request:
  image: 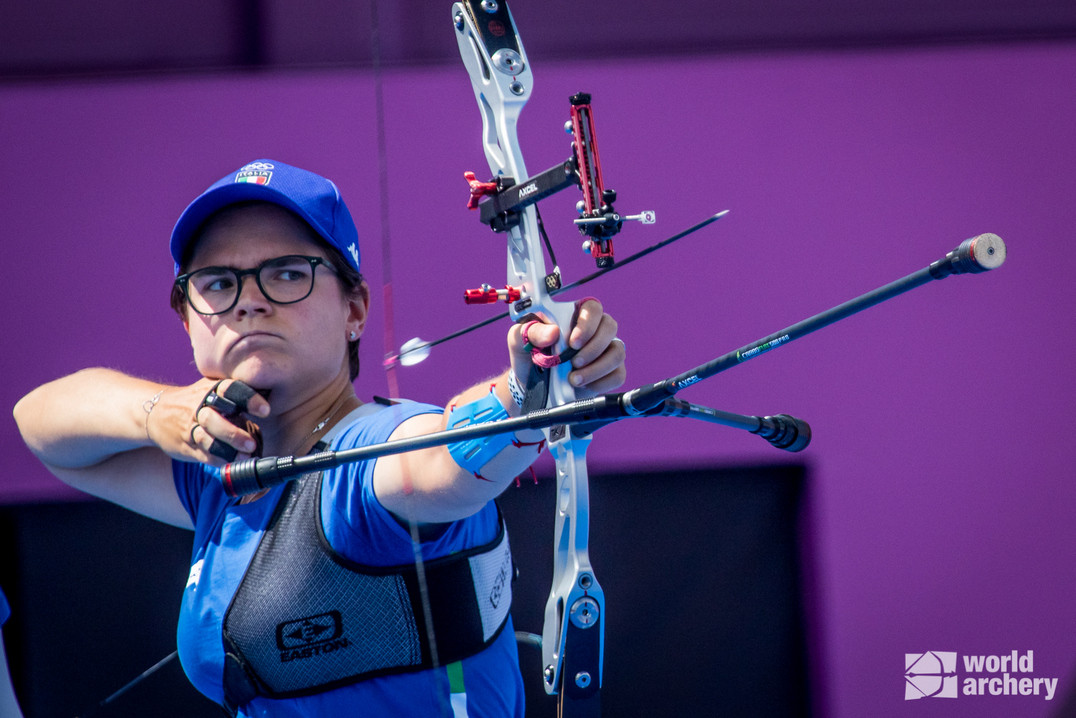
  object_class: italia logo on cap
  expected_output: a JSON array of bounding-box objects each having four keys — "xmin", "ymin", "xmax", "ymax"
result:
[{"xmin": 235, "ymin": 161, "xmax": 274, "ymax": 185}]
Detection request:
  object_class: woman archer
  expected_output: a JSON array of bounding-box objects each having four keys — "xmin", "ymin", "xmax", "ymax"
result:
[{"xmin": 13, "ymin": 159, "xmax": 625, "ymax": 716}]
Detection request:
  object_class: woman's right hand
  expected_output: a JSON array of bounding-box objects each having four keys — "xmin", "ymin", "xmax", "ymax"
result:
[
  {"xmin": 147, "ymin": 379, "xmax": 271, "ymax": 467},
  {"xmin": 13, "ymin": 367, "xmax": 263, "ymax": 528}
]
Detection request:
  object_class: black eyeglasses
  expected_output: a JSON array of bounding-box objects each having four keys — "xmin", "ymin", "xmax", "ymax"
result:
[{"xmin": 175, "ymin": 255, "xmax": 337, "ymax": 316}]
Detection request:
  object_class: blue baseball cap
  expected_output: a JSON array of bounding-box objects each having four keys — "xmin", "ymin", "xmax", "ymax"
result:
[{"xmin": 170, "ymin": 159, "xmax": 360, "ymax": 274}]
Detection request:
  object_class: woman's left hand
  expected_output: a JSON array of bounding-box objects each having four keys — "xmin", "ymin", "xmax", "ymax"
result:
[
  {"xmin": 377, "ymin": 298, "xmax": 626, "ymax": 524},
  {"xmin": 508, "ymin": 298, "xmax": 626, "ymax": 399}
]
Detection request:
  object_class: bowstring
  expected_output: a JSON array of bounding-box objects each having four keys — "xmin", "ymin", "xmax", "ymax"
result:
[{"xmin": 369, "ymin": 2, "xmax": 451, "ymax": 715}]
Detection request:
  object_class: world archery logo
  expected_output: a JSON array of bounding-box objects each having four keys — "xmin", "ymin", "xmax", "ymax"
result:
[{"xmin": 905, "ymin": 651, "xmax": 958, "ymax": 699}]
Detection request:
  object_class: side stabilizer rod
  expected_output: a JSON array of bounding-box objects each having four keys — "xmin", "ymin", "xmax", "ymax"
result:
[
  {"xmin": 568, "ymin": 398, "xmax": 810, "ymax": 452},
  {"xmin": 680, "ymin": 403, "xmax": 811, "ymax": 452}
]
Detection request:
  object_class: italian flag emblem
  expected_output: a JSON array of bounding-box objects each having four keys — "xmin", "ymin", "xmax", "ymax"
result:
[{"xmin": 235, "ymin": 170, "xmax": 272, "ymax": 185}]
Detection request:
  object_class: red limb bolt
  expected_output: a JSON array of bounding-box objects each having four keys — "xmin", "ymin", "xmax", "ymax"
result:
[
  {"xmin": 464, "ymin": 171, "xmax": 499, "ymax": 210},
  {"xmin": 464, "ymin": 284, "xmax": 523, "ymax": 304}
]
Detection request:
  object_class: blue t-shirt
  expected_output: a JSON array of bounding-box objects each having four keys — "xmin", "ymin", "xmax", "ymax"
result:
[
  {"xmin": 0, "ymin": 588, "xmax": 8, "ymax": 626},
  {"xmin": 173, "ymin": 401, "xmax": 524, "ymax": 717}
]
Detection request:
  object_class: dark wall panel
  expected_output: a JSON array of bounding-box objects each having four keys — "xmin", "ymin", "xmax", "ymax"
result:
[
  {"xmin": 0, "ymin": 463, "xmax": 810, "ymax": 717},
  {"xmin": 0, "ymin": 0, "xmax": 239, "ymax": 73},
  {"xmin": 0, "ymin": 501, "xmax": 218, "ymax": 717},
  {"xmin": 3, "ymin": 0, "xmax": 1076, "ymax": 78},
  {"xmin": 501, "ymin": 463, "xmax": 812, "ymax": 717}
]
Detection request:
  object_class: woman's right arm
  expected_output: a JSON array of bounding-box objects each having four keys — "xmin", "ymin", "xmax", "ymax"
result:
[{"xmin": 13, "ymin": 369, "xmax": 259, "ymax": 529}]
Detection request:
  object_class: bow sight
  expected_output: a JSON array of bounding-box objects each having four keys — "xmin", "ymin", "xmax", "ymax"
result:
[{"xmin": 463, "ymin": 91, "xmax": 656, "ymax": 301}]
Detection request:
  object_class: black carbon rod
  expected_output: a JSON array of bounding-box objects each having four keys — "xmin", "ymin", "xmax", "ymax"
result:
[
  {"xmin": 568, "ymin": 397, "xmax": 810, "ymax": 451},
  {"xmin": 680, "ymin": 404, "xmax": 811, "ymax": 452},
  {"xmin": 622, "ymin": 233, "xmax": 1006, "ymax": 414},
  {"xmin": 220, "ymin": 392, "xmax": 807, "ymax": 496},
  {"xmin": 78, "ymin": 651, "xmax": 178, "ymax": 718},
  {"xmin": 221, "ymin": 394, "xmax": 628, "ymax": 496}
]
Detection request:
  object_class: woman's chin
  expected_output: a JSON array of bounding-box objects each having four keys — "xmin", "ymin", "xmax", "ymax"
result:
[
  {"xmin": 226, "ymin": 358, "xmax": 341, "ymax": 398},
  {"xmin": 226, "ymin": 359, "xmax": 286, "ymax": 391}
]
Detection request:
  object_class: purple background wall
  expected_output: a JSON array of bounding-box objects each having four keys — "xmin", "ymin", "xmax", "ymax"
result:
[{"xmin": 2, "ymin": 42, "xmax": 1074, "ymax": 716}]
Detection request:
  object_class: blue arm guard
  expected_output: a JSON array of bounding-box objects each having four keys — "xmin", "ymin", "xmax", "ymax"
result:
[{"xmin": 447, "ymin": 391, "xmax": 514, "ymax": 475}]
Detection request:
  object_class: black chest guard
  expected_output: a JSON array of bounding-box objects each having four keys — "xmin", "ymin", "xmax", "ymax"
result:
[{"xmin": 221, "ymin": 472, "xmax": 513, "ymax": 713}]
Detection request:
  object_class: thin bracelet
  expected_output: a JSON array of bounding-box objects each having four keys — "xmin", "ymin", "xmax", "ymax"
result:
[{"xmin": 143, "ymin": 389, "xmax": 165, "ymax": 441}]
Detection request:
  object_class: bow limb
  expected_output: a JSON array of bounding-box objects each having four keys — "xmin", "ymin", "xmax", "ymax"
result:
[{"xmin": 452, "ymin": 3, "xmax": 604, "ymax": 714}]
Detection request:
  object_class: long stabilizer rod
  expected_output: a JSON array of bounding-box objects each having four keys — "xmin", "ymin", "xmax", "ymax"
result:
[{"xmin": 621, "ymin": 233, "xmax": 1006, "ymax": 414}]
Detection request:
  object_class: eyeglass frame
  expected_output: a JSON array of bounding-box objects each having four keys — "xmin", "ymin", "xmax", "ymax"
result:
[{"xmin": 174, "ymin": 254, "xmax": 338, "ymax": 316}]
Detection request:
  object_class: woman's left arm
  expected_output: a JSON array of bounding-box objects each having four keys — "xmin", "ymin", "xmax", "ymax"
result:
[{"xmin": 373, "ymin": 299, "xmax": 625, "ymax": 524}]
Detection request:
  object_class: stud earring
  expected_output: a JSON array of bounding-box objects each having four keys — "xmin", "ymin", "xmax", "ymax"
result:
[{"xmin": 349, "ymin": 332, "xmax": 357, "ymax": 341}]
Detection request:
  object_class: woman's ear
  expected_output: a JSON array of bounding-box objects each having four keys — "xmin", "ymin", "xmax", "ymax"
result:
[{"xmin": 346, "ymin": 280, "xmax": 371, "ymax": 339}]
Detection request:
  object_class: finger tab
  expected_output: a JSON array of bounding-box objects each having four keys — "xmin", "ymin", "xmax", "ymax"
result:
[
  {"xmin": 221, "ymin": 381, "xmax": 259, "ymax": 412},
  {"xmin": 204, "ymin": 392, "xmax": 239, "ymax": 416},
  {"xmin": 208, "ymin": 439, "xmax": 239, "ymax": 462}
]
